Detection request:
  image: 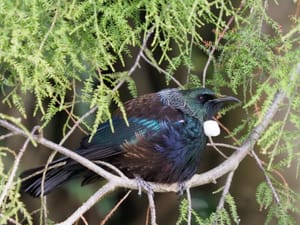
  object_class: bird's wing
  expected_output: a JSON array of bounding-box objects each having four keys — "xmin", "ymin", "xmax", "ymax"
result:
[
  {"xmin": 77, "ymin": 117, "xmax": 162, "ymax": 160},
  {"xmin": 78, "ymin": 92, "xmax": 185, "ymax": 160}
]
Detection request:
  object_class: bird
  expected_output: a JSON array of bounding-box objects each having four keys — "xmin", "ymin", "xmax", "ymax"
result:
[{"xmin": 20, "ymin": 88, "xmax": 239, "ymax": 197}]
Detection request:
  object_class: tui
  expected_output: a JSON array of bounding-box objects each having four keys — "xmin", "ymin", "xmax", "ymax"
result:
[{"xmin": 20, "ymin": 88, "xmax": 239, "ymax": 197}]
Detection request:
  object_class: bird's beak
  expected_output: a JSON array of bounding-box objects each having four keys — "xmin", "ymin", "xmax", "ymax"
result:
[
  {"xmin": 206, "ymin": 95, "xmax": 240, "ymax": 120},
  {"xmin": 212, "ymin": 95, "xmax": 241, "ymax": 104}
]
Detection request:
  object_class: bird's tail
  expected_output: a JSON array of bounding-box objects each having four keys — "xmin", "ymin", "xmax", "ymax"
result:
[{"xmin": 20, "ymin": 159, "xmax": 76, "ymax": 197}]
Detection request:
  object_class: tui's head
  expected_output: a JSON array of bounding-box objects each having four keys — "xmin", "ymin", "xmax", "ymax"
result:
[{"xmin": 158, "ymin": 88, "xmax": 240, "ymax": 121}]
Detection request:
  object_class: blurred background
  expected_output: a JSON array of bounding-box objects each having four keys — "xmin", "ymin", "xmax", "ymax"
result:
[{"xmin": 0, "ymin": 1, "xmax": 299, "ymax": 225}]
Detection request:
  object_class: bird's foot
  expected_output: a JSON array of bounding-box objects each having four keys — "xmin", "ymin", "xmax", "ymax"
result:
[
  {"xmin": 135, "ymin": 175, "xmax": 153, "ymax": 196},
  {"xmin": 178, "ymin": 182, "xmax": 188, "ymax": 196}
]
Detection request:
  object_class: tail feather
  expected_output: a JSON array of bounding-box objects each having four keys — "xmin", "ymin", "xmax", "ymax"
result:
[{"xmin": 20, "ymin": 161, "xmax": 76, "ymax": 197}]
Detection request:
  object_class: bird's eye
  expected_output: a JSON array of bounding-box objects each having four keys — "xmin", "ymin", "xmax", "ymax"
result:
[{"xmin": 198, "ymin": 94, "xmax": 215, "ymax": 103}]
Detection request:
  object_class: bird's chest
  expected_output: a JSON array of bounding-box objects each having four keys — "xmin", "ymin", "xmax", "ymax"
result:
[
  {"xmin": 156, "ymin": 116, "xmax": 205, "ymax": 155},
  {"xmin": 158, "ymin": 117, "xmax": 207, "ymax": 182}
]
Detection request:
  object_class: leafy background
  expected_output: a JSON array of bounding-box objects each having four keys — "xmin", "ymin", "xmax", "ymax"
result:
[{"xmin": 0, "ymin": 0, "xmax": 300, "ymax": 224}]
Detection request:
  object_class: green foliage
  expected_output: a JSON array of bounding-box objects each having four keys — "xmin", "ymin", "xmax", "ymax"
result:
[
  {"xmin": 0, "ymin": 0, "xmax": 300, "ymax": 224},
  {"xmin": 177, "ymin": 195, "xmax": 239, "ymax": 225},
  {"xmin": 256, "ymin": 182, "xmax": 274, "ymax": 210},
  {"xmin": 256, "ymin": 181, "xmax": 300, "ymax": 225},
  {"xmin": 213, "ymin": 2, "xmax": 300, "ymax": 224},
  {"xmin": 0, "ymin": 0, "xmax": 240, "ymax": 136}
]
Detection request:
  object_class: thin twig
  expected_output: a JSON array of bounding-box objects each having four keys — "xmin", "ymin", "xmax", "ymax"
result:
[
  {"xmin": 212, "ymin": 171, "xmax": 235, "ymax": 225},
  {"xmin": 141, "ymin": 52, "xmax": 184, "ymax": 88},
  {"xmin": 208, "ymin": 136, "xmax": 228, "ymax": 159},
  {"xmin": 186, "ymin": 187, "xmax": 192, "ymax": 225},
  {"xmin": 251, "ymin": 150, "xmax": 280, "ymax": 203},
  {"xmin": 0, "ymin": 126, "xmax": 38, "ymax": 207},
  {"xmin": 207, "ymin": 142, "xmax": 239, "ymax": 150},
  {"xmin": 100, "ymin": 190, "xmax": 131, "ymax": 225},
  {"xmin": 147, "ymin": 191, "xmax": 156, "ymax": 225},
  {"xmin": 53, "ymin": 94, "xmax": 89, "ymax": 136},
  {"xmin": 216, "ymin": 171, "xmax": 235, "ymax": 210},
  {"xmin": 94, "ymin": 160, "xmax": 127, "ymax": 178},
  {"xmin": 40, "ymin": 152, "xmax": 56, "ymax": 225},
  {"xmin": 267, "ymin": 95, "xmax": 292, "ymax": 170},
  {"xmin": 0, "ymin": 132, "xmax": 16, "ymax": 141},
  {"xmin": 20, "ymin": 161, "xmax": 66, "ymax": 184},
  {"xmin": 81, "ymin": 215, "xmax": 89, "ymax": 225},
  {"xmin": 41, "ymin": 152, "xmax": 57, "ymax": 198},
  {"xmin": 59, "ymin": 106, "xmax": 97, "ymax": 145},
  {"xmin": 145, "ymin": 205, "xmax": 150, "ymax": 225},
  {"xmin": 38, "ymin": 7, "xmax": 58, "ymax": 54},
  {"xmin": 186, "ymin": 27, "xmax": 195, "ymax": 84},
  {"xmin": 202, "ymin": 1, "xmax": 245, "ymax": 87},
  {"xmin": 112, "ymin": 27, "xmax": 154, "ymax": 92},
  {"xmin": 41, "ymin": 196, "xmax": 47, "ymax": 225},
  {"xmin": 214, "ymin": 117, "xmax": 241, "ymax": 145},
  {"xmin": 56, "ymin": 182, "xmax": 116, "ymax": 225}
]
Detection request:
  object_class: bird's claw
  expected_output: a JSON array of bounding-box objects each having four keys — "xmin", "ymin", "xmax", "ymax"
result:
[
  {"xmin": 135, "ymin": 176, "xmax": 153, "ymax": 196},
  {"xmin": 178, "ymin": 182, "xmax": 187, "ymax": 195}
]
